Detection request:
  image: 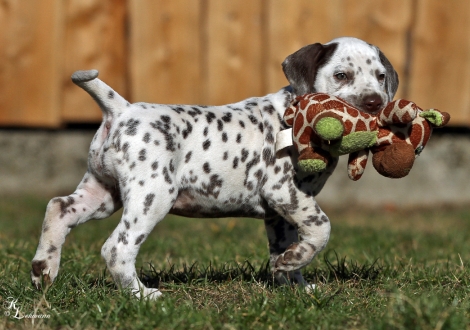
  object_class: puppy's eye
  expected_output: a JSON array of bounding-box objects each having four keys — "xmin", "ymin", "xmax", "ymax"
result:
[
  {"xmin": 378, "ymin": 73, "xmax": 386, "ymax": 81},
  {"xmin": 334, "ymin": 72, "xmax": 347, "ymax": 81}
]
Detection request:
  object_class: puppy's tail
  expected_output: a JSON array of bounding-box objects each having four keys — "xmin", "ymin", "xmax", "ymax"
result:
[{"xmin": 71, "ymin": 70, "xmax": 129, "ymax": 118}]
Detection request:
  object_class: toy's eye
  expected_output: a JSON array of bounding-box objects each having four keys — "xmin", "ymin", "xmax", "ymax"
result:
[
  {"xmin": 335, "ymin": 72, "xmax": 347, "ymax": 81},
  {"xmin": 415, "ymin": 146, "xmax": 424, "ymax": 155}
]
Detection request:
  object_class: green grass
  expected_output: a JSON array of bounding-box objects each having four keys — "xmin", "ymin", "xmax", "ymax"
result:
[{"xmin": 1, "ymin": 196, "xmax": 470, "ymax": 329}]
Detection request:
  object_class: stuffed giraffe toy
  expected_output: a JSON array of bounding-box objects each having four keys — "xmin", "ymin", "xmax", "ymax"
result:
[{"xmin": 282, "ymin": 93, "xmax": 450, "ymax": 180}]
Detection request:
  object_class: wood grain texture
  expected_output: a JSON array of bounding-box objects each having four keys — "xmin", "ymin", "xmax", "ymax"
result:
[
  {"xmin": 409, "ymin": 0, "xmax": 470, "ymax": 125},
  {"xmin": 61, "ymin": 0, "xmax": 127, "ymax": 122},
  {"xmin": 0, "ymin": 1, "xmax": 467, "ymax": 126},
  {"xmin": 339, "ymin": 0, "xmax": 412, "ymax": 99},
  {"xmin": 205, "ymin": 0, "xmax": 264, "ymax": 105},
  {"xmin": 0, "ymin": 0, "xmax": 63, "ymax": 127},
  {"xmin": 129, "ymin": 0, "xmax": 202, "ymax": 105},
  {"xmin": 266, "ymin": 0, "xmax": 342, "ymax": 93},
  {"xmin": 266, "ymin": 0, "xmax": 412, "ymax": 97}
]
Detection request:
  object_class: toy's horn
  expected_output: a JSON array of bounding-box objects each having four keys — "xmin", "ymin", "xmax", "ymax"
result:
[{"xmin": 420, "ymin": 109, "xmax": 450, "ymax": 127}]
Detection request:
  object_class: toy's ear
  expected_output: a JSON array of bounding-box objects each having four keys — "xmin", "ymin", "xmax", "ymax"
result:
[
  {"xmin": 282, "ymin": 43, "xmax": 338, "ymax": 96},
  {"xmin": 377, "ymin": 48, "xmax": 399, "ymax": 101}
]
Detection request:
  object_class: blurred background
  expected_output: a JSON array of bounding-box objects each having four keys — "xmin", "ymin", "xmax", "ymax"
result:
[{"xmin": 0, "ymin": 0, "xmax": 469, "ymax": 207}]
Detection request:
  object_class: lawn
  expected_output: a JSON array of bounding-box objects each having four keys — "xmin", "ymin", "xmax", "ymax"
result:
[{"xmin": 1, "ymin": 196, "xmax": 470, "ymax": 329}]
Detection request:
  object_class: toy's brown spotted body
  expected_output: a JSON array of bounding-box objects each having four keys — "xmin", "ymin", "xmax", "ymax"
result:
[
  {"xmin": 376, "ymin": 99, "xmax": 429, "ymax": 149},
  {"xmin": 284, "ymin": 93, "xmax": 450, "ymax": 180},
  {"xmin": 284, "ymin": 93, "xmax": 378, "ymax": 154}
]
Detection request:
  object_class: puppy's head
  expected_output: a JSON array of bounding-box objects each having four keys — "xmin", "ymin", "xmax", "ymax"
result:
[{"xmin": 282, "ymin": 37, "xmax": 399, "ymax": 114}]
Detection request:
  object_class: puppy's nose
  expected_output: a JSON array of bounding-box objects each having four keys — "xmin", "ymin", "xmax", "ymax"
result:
[{"xmin": 362, "ymin": 94, "xmax": 383, "ymax": 112}]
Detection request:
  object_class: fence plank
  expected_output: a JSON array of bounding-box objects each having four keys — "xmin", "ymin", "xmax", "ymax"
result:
[
  {"xmin": 0, "ymin": 0, "xmax": 468, "ymax": 127},
  {"xmin": 340, "ymin": 0, "xmax": 412, "ymax": 99},
  {"xmin": 61, "ymin": 0, "xmax": 127, "ymax": 123},
  {"xmin": 205, "ymin": 0, "xmax": 264, "ymax": 105},
  {"xmin": 266, "ymin": 0, "xmax": 342, "ymax": 93},
  {"xmin": 266, "ymin": 0, "xmax": 412, "ymax": 98},
  {"xmin": 129, "ymin": 0, "xmax": 202, "ymax": 105},
  {"xmin": 409, "ymin": 0, "xmax": 470, "ymax": 125},
  {"xmin": 0, "ymin": 0, "xmax": 63, "ymax": 127}
]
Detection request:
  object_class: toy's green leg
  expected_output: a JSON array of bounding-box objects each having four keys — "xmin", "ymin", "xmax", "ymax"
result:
[
  {"xmin": 298, "ymin": 159, "xmax": 327, "ymax": 173},
  {"xmin": 328, "ymin": 131, "xmax": 378, "ymax": 157},
  {"xmin": 314, "ymin": 117, "xmax": 344, "ymax": 141},
  {"xmin": 297, "ymin": 147, "xmax": 331, "ymax": 173}
]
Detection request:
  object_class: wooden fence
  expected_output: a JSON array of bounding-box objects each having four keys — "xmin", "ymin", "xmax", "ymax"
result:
[{"xmin": 0, "ymin": 0, "xmax": 469, "ymax": 127}]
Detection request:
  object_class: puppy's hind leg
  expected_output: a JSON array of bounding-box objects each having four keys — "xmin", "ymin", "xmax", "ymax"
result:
[
  {"xmin": 31, "ymin": 172, "xmax": 121, "ymax": 289},
  {"xmin": 101, "ymin": 185, "xmax": 177, "ymax": 300}
]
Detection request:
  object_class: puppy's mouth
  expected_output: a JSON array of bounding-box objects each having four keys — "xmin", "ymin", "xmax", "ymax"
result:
[
  {"xmin": 358, "ymin": 105, "xmax": 383, "ymax": 115},
  {"xmin": 341, "ymin": 94, "xmax": 385, "ymax": 114}
]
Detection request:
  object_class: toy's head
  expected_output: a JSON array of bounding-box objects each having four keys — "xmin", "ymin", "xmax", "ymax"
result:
[{"xmin": 371, "ymin": 108, "xmax": 451, "ymax": 178}]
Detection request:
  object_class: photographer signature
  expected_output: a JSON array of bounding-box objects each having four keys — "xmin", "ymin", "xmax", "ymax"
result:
[{"xmin": 3, "ymin": 297, "xmax": 50, "ymax": 320}]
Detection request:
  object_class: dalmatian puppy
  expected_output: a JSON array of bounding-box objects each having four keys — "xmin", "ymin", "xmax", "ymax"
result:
[{"xmin": 31, "ymin": 37, "xmax": 398, "ymax": 299}]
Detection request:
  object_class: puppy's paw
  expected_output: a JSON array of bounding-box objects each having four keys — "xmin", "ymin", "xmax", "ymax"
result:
[
  {"xmin": 134, "ymin": 287, "xmax": 163, "ymax": 300},
  {"xmin": 274, "ymin": 242, "xmax": 315, "ymax": 272},
  {"xmin": 304, "ymin": 283, "xmax": 316, "ymax": 293},
  {"xmin": 31, "ymin": 259, "xmax": 56, "ymax": 290}
]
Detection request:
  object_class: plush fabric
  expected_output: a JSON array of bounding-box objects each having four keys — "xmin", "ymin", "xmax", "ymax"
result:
[{"xmin": 283, "ymin": 93, "xmax": 450, "ymax": 180}]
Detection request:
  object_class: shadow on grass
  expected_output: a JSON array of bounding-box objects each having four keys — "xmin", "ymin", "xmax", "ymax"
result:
[{"xmin": 137, "ymin": 250, "xmax": 383, "ymax": 289}]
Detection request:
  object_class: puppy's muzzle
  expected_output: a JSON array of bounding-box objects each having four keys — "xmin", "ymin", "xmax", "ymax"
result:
[{"xmin": 362, "ymin": 93, "xmax": 383, "ymax": 113}]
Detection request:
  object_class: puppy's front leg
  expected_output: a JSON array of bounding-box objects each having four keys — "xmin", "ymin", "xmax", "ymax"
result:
[
  {"xmin": 31, "ymin": 172, "xmax": 121, "ymax": 289},
  {"xmin": 274, "ymin": 200, "xmax": 331, "ymax": 273},
  {"xmin": 264, "ymin": 215, "xmax": 309, "ymax": 286}
]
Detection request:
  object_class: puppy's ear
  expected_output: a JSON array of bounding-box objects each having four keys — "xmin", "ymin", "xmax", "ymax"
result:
[
  {"xmin": 282, "ymin": 43, "xmax": 337, "ymax": 96},
  {"xmin": 378, "ymin": 49, "xmax": 399, "ymax": 101}
]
